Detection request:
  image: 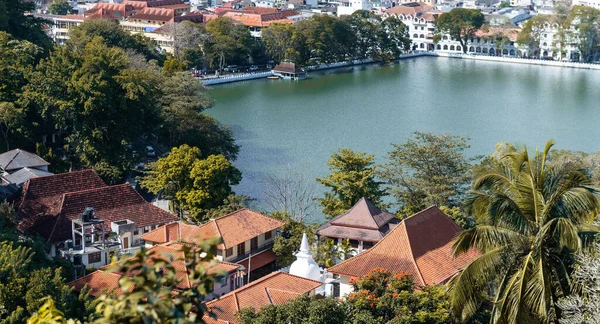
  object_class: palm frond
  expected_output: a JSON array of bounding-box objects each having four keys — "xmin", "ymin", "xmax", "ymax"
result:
[{"xmin": 453, "ymin": 225, "xmax": 528, "ymax": 256}]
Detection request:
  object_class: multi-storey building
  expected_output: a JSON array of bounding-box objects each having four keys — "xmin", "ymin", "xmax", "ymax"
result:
[
  {"xmin": 141, "ymin": 209, "xmax": 285, "ymax": 281},
  {"xmin": 382, "ymin": 2, "xmax": 440, "ymax": 51}
]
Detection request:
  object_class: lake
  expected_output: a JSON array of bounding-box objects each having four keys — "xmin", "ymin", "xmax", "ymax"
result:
[{"xmin": 208, "ymin": 57, "xmax": 600, "ymax": 217}]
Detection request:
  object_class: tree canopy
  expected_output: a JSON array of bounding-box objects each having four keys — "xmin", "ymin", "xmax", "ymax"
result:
[
  {"xmin": 316, "ymin": 148, "xmax": 387, "ymax": 218},
  {"xmin": 48, "ymin": 0, "xmax": 72, "ymax": 15},
  {"xmin": 435, "ymin": 9, "xmax": 485, "ymax": 54}
]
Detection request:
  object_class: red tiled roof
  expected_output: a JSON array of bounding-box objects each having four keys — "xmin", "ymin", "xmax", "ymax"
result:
[
  {"xmin": 47, "ymin": 184, "xmax": 179, "ymax": 243},
  {"xmin": 384, "ymin": 2, "xmax": 435, "ymax": 17},
  {"xmin": 130, "ymin": 7, "xmax": 175, "ymax": 21},
  {"xmin": 273, "ymin": 62, "xmax": 303, "ymax": 73},
  {"xmin": 222, "ymin": 11, "xmax": 294, "ymax": 27},
  {"xmin": 17, "ymin": 170, "xmax": 107, "ymax": 238},
  {"xmin": 328, "ymin": 206, "xmax": 479, "ymax": 286},
  {"xmin": 69, "ymin": 270, "xmax": 128, "ymax": 297},
  {"xmin": 141, "ymin": 209, "xmax": 284, "ymax": 249},
  {"xmin": 16, "ymin": 170, "xmax": 178, "ymax": 243},
  {"xmin": 203, "ymin": 272, "xmax": 322, "ymax": 324},
  {"xmin": 238, "ymin": 249, "xmax": 276, "ymax": 272},
  {"xmin": 70, "ymin": 243, "xmax": 242, "ymax": 295},
  {"xmin": 317, "ymin": 198, "xmax": 397, "ymax": 242},
  {"xmin": 475, "ymin": 27, "xmax": 521, "ymax": 42},
  {"xmin": 84, "ymin": 3, "xmax": 136, "ymax": 20}
]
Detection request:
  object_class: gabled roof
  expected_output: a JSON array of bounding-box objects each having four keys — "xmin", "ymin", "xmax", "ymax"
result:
[
  {"xmin": 141, "ymin": 209, "xmax": 284, "ymax": 249},
  {"xmin": 0, "ymin": 149, "xmax": 49, "ymax": 172},
  {"xmin": 70, "ymin": 243, "xmax": 242, "ymax": 295},
  {"xmin": 130, "ymin": 7, "xmax": 175, "ymax": 21},
  {"xmin": 2, "ymin": 167, "xmax": 53, "ymax": 186},
  {"xmin": 272, "ymin": 62, "xmax": 303, "ymax": 73},
  {"xmin": 384, "ymin": 2, "xmax": 436, "ymax": 17},
  {"xmin": 327, "ymin": 206, "xmax": 479, "ymax": 286},
  {"xmin": 47, "ymin": 184, "xmax": 179, "ymax": 243},
  {"xmin": 17, "ymin": 170, "xmax": 107, "ymax": 237},
  {"xmin": 203, "ymin": 272, "xmax": 322, "ymax": 324},
  {"xmin": 83, "ymin": 3, "xmax": 136, "ymax": 20},
  {"xmin": 222, "ymin": 11, "xmax": 294, "ymax": 27},
  {"xmin": 316, "ymin": 198, "xmax": 397, "ymax": 242},
  {"xmin": 16, "ymin": 170, "xmax": 178, "ymax": 243}
]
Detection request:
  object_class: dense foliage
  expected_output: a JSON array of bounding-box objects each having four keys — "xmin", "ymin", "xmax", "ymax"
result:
[
  {"xmin": 434, "ymin": 9, "xmax": 485, "ymax": 54},
  {"xmin": 140, "ymin": 145, "xmax": 242, "ymax": 222},
  {"xmin": 316, "ymin": 148, "xmax": 387, "ymax": 218},
  {"xmin": 447, "ymin": 141, "xmax": 600, "ymax": 323}
]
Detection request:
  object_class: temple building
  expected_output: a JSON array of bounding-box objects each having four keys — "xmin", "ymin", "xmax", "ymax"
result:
[
  {"xmin": 316, "ymin": 197, "xmax": 398, "ymax": 253},
  {"xmin": 327, "ymin": 206, "xmax": 479, "ymax": 297}
]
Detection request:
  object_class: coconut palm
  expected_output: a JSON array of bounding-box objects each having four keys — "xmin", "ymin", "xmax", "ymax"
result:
[{"xmin": 447, "ymin": 141, "xmax": 600, "ymax": 324}]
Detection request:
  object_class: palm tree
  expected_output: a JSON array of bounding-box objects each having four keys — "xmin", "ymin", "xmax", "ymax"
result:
[{"xmin": 447, "ymin": 141, "xmax": 600, "ymax": 323}]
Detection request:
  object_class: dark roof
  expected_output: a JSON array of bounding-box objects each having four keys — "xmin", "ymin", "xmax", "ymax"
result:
[
  {"xmin": 273, "ymin": 62, "xmax": 303, "ymax": 74},
  {"xmin": 3, "ymin": 167, "xmax": 53, "ymax": 186},
  {"xmin": 328, "ymin": 206, "xmax": 480, "ymax": 286},
  {"xmin": 0, "ymin": 149, "xmax": 49, "ymax": 172},
  {"xmin": 316, "ymin": 198, "xmax": 397, "ymax": 242},
  {"xmin": 16, "ymin": 170, "xmax": 178, "ymax": 243}
]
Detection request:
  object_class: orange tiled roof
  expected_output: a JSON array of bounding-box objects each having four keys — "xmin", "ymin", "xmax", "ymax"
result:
[
  {"xmin": 141, "ymin": 209, "xmax": 285, "ymax": 249},
  {"xmin": 384, "ymin": 2, "xmax": 435, "ymax": 16},
  {"xmin": 203, "ymin": 272, "xmax": 322, "ymax": 324},
  {"xmin": 83, "ymin": 3, "xmax": 136, "ymax": 20},
  {"xmin": 222, "ymin": 11, "xmax": 294, "ymax": 27},
  {"xmin": 130, "ymin": 7, "xmax": 175, "ymax": 22},
  {"xmin": 69, "ymin": 270, "xmax": 129, "ymax": 296},
  {"xmin": 71, "ymin": 243, "xmax": 243, "ymax": 295},
  {"xmin": 475, "ymin": 27, "xmax": 521, "ymax": 42},
  {"xmin": 327, "ymin": 206, "xmax": 479, "ymax": 286}
]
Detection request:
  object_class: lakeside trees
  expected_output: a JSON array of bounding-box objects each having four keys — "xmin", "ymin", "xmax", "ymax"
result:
[
  {"xmin": 316, "ymin": 148, "xmax": 387, "ymax": 219},
  {"xmin": 435, "ymin": 9, "xmax": 485, "ymax": 54}
]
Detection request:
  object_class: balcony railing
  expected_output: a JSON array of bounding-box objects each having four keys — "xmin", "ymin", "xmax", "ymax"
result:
[{"xmin": 229, "ymin": 241, "xmax": 274, "ymax": 263}]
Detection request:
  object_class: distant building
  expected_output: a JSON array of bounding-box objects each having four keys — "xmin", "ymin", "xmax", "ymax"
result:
[
  {"xmin": 69, "ymin": 242, "xmax": 245, "ymax": 299},
  {"xmin": 335, "ymin": 0, "xmax": 372, "ymax": 16},
  {"xmin": 141, "ymin": 209, "xmax": 285, "ymax": 281},
  {"xmin": 327, "ymin": 206, "xmax": 479, "ymax": 297},
  {"xmin": 573, "ymin": 0, "xmax": 600, "ymax": 9},
  {"xmin": 221, "ymin": 8, "xmax": 296, "ymax": 37},
  {"xmin": 316, "ymin": 197, "xmax": 398, "ymax": 253},
  {"xmin": 0, "ymin": 149, "xmax": 52, "ymax": 187},
  {"xmin": 382, "ymin": 2, "xmax": 441, "ymax": 51},
  {"xmin": 202, "ymin": 272, "xmax": 323, "ymax": 324},
  {"xmin": 272, "ymin": 62, "xmax": 307, "ymax": 79}
]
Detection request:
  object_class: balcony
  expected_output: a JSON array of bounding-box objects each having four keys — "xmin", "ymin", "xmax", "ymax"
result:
[{"xmin": 230, "ymin": 241, "xmax": 274, "ymax": 264}]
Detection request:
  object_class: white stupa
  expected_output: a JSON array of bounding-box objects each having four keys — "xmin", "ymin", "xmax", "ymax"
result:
[{"xmin": 289, "ymin": 232, "xmax": 321, "ymax": 282}]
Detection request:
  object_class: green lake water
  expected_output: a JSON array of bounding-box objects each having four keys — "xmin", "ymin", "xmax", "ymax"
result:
[{"xmin": 208, "ymin": 57, "xmax": 600, "ymax": 217}]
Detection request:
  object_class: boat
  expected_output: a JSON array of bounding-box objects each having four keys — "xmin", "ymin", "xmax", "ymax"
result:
[{"xmin": 267, "ymin": 76, "xmax": 280, "ymax": 80}]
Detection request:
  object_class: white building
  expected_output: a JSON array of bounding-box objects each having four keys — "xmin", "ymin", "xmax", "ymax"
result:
[
  {"xmin": 336, "ymin": 0, "xmax": 372, "ymax": 16},
  {"xmin": 573, "ymin": 0, "xmax": 600, "ymax": 9},
  {"xmin": 382, "ymin": 3, "xmax": 440, "ymax": 51}
]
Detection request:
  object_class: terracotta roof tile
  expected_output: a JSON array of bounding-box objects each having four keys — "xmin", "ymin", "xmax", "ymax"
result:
[
  {"xmin": 203, "ymin": 272, "xmax": 322, "ymax": 324},
  {"xmin": 130, "ymin": 7, "xmax": 175, "ymax": 21},
  {"xmin": 69, "ymin": 270, "xmax": 128, "ymax": 297},
  {"xmin": 17, "ymin": 170, "xmax": 107, "ymax": 238},
  {"xmin": 222, "ymin": 11, "xmax": 294, "ymax": 27},
  {"xmin": 141, "ymin": 209, "xmax": 284, "ymax": 249},
  {"xmin": 73, "ymin": 243, "xmax": 243, "ymax": 295},
  {"xmin": 47, "ymin": 184, "xmax": 179, "ymax": 242},
  {"xmin": 238, "ymin": 249, "xmax": 276, "ymax": 271},
  {"xmin": 328, "ymin": 206, "xmax": 479, "ymax": 286}
]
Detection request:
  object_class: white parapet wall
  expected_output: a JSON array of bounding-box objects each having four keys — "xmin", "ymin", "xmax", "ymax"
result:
[{"xmin": 435, "ymin": 52, "xmax": 600, "ymax": 70}]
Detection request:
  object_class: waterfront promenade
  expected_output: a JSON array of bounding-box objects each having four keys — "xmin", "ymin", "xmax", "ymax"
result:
[{"xmin": 201, "ymin": 52, "xmax": 600, "ymax": 86}]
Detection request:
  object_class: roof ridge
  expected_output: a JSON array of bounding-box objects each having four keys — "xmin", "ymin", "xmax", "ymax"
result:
[
  {"xmin": 213, "ymin": 208, "xmax": 250, "ymax": 220},
  {"xmin": 62, "ymin": 183, "xmax": 138, "ymax": 198},
  {"xmin": 210, "ymin": 272, "xmax": 282, "ymax": 303},
  {"xmin": 3, "ymin": 149, "xmax": 20, "ymax": 170},
  {"xmin": 212, "ymin": 220, "xmax": 223, "ymax": 247},
  {"xmin": 46, "ymin": 193, "xmax": 69, "ymax": 242},
  {"xmin": 264, "ymin": 287, "xmax": 274, "ymax": 305},
  {"xmin": 399, "ymin": 222, "xmax": 426, "ymax": 286},
  {"xmin": 402, "ymin": 205, "xmax": 438, "ymax": 223},
  {"xmin": 233, "ymin": 290, "xmax": 240, "ymax": 312}
]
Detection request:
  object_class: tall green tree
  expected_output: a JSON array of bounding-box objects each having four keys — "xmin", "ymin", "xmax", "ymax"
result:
[
  {"xmin": 343, "ymin": 10, "xmax": 382, "ymax": 60},
  {"xmin": 237, "ymin": 295, "xmax": 349, "ymax": 324},
  {"xmin": 140, "ymin": 144, "xmax": 241, "ymax": 222},
  {"xmin": 316, "ymin": 148, "xmax": 387, "ymax": 218},
  {"xmin": 270, "ymin": 211, "xmax": 317, "ymax": 268},
  {"xmin": 447, "ymin": 141, "xmax": 600, "ymax": 323},
  {"xmin": 24, "ymin": 37, "xmax": 163, "ymax": 183},
  {"xmin": 566, "ymin": 6, "xmax": 600, "ymax": 62},
  {"xmin": 203, "ymin": 17, "xmax": 253, "ymax": 71},
  {"xmin": 48, "ymin": 0, "xmax": 72, "ymax": 15},
  {"xmin": 67, "ymin": 20, "xmax": 164, "ymax": 63},
  {"xmin": 435, "ymin": 9, "xmax": 485, "ymax": 54},
  {"xmin": 261, "ymin": 23, "xmax": 309, "ymax": 65},
  {"xmin": 380, "ymin": 17, "xmax": 411, "ymax": 60},
  {"xmin": 517, "ymin": 15, "xmax": 552, "ymax": 56},
  {"xmin": 296, "ymin": 15, "xmax": 356, "ymax": 64},
  {"xmin": 0, "ymin": 0, "xmax": 51, "ymax": 49},
  {"xmin": 380, "ymin": 132, "xmax": 478, "ymax": 215}
]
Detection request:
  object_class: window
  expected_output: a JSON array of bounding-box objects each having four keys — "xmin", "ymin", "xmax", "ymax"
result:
[
  {"xmin": 133, "ymin": 229, "xmax": 139, "ymax": 235},
  {"xmin": 88, "ymin": 252, "xmax": 101, "ymax": 264},
  {"xmin": 363, "ymin": 241, "xmax": 374, "ymax": 249},
  {"xmin": 251, "ymin": 237, "xmax": 258, "ymax": 250},
  {"xmin": 237, "ymin": 242, "xmax": 246, "ymax": 255},
  {"xmin": 226, "ymin": 248, "xmax": 233, "ymax": 257},
  {"xmin": 264, "ymin": 231, "xmax": 272, "ymax": 240}
]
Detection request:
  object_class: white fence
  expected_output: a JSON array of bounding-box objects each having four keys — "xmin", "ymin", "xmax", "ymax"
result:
[
  {"xmin": 435, "ymin": 52, "xmax": 600, "ymax": 70},
  {"xmin": 200, "ymin": 71, "xmax": 273, "ymax": 85}
]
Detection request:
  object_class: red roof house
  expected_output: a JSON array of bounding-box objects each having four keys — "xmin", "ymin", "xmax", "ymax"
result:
[{"xmin": 327, "ymin": 206, "xmax": 479, "ymax": 287}]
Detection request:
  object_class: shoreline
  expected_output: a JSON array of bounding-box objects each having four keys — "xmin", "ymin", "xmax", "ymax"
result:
[{"xmin": 201, "ymin": 52, "xmax": 600, "ymax": 86}]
